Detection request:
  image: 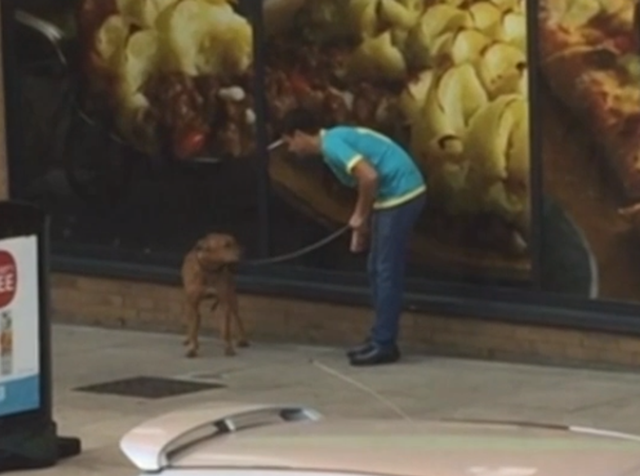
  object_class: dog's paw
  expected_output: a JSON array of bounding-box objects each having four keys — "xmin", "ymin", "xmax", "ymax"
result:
[
  {"xmin": 224, "ymin": 347, "xmax": 236, "ymax": 357},
  {"xmin": 182, "ymin": 338, "xmax": 190, "ymax": 346},
  {"xmin": 237, "ymin": 340, "xmax": 250, "ymax": 348},
  {"xmin": 185, "ymin": 348, "xmax": 199, "ymax": 358}
]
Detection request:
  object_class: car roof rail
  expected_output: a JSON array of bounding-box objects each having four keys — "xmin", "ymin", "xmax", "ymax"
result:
[
  {"xmin": 119, "ymin": 403, "xmax": 323, "ymax": 472},
  {"xmin": 442, "ymin": 418, "xmax": 640, "ymax": 443},
  {"xmin": 568, "ymin": 426, "xmax": 640, "ymax": 443}
]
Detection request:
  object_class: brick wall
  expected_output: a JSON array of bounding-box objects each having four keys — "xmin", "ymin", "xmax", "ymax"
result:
[{"xmin": 50, "ymin": 273, "xmax": 640, "ymax": 367}]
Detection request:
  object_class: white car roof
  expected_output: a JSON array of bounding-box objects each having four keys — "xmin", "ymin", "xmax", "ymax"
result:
[{"xmin": 120, "ymin": 402, "xmax": 640, "ymax": 476}]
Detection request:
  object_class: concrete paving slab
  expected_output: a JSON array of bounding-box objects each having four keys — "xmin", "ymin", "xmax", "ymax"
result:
[{"xmin": 5, "ymin": 324, "xmax": 640, "ymax": 475}]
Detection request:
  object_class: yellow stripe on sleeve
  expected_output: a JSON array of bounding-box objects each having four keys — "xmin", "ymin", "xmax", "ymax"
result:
[{"xmin": 346, "ymin": 155, "xmax": 364, "ymax": 173}]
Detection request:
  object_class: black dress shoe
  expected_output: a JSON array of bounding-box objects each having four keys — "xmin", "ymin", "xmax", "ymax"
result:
[
  {"xmin": 349, "ymin": 344, "xmax": 400, "ymax": 367},
  {"xmin": 346, "ymin": 338, "xmax": 373, "ymax": 359}
]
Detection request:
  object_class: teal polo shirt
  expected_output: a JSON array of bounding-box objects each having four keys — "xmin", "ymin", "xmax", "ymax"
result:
[{"xmin": 320, "ymin": 126, "xmax": 426, "ymax": 209}]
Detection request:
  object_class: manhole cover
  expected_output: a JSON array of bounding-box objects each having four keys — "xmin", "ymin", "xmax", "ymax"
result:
[{"xmin": 74, "ymin": 376, "xmax": 225, "ymax": 399}]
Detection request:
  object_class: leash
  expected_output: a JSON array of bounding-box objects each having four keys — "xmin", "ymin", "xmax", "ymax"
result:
[
  {"xmin": 241, "ymin": 225, "xmax": 351, "ymax": 266},
  {"xmin": 310, "ymin": 358, "xmax": 414, "ymax": 421},
  {"xmin": 237, "ymin": 137, "xmax": 354, "ymax": 266}
]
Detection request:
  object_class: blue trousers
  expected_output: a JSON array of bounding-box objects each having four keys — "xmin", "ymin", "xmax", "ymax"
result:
[{"xmin": 367, "ymin": 194, "xmax": 426, "ymax": 348}]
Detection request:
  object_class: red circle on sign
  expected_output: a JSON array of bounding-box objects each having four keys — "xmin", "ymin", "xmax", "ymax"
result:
[{"xmin": 0, "ymin": 250, "xmax": 17, "ymax": 308}]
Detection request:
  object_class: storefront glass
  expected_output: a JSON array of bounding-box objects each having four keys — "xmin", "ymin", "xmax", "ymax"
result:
[
  {"xmin": 4, "ymin": 0, "xmax": 536, "ymax": 289},
  {"xmin": 263, "ymin": 0, "xmax": 534, "ymax": 286},
  {"xmin": 6, "ymin": 0, "xmax": 640, "ymax": 317},
  {"xmin": 539, "ymin": 0, "xmax": 640, "ymax": 303},
  {"xmin": 7, "ymin": 0, "xmax": 264, "ymax": 265}
]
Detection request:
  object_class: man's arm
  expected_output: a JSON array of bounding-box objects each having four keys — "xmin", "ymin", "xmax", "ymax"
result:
[
  {"xmin": 322, "ymin": 133, "xmax": 378, "ymax": 228},
  {"xmin": 350, "ymin": 159, "xmax": 378, "ymax": 229}
]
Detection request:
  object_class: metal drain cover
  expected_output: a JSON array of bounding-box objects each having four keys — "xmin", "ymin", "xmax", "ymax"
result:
[{"xmin": 74, "ymin": 376, "xmax": 225, "ymax": 399}]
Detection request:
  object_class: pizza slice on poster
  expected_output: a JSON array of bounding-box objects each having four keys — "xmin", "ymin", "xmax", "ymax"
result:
[{"xmin": 540, "ymin": 0, "xmax": 640, "ymax": 200}]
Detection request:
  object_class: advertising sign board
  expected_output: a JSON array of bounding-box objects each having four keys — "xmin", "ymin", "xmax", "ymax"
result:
[
  {"xmin": 0, "ymin": 202, "xmax": 81, "ymax": 472},
  {"xmin": 0, "ymin": 235, "xmax": 40, "ymax": 418}
]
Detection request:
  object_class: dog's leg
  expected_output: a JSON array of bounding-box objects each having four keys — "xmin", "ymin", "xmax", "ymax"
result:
[
  {"xmin": 184, "ymin": 295, "xmax": 202, "ymax": 358},
  {"xmin": 222, "ymin": 303, "xmax": 235, "ymax": 356},
  {"xmin": 229, "ymin": 286, "xmax": 249, "ymax": 348},
  {"xmin": 219, "ymin": 289, "xmax": 236, "ymax": 357},
  {"xmin": 183, "ymin": 296, "xmax": 193, "ymax": 346}
]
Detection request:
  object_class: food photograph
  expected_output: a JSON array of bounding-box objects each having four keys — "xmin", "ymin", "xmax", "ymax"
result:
[
  {"xmin": 539, "ymin": 0, "xmax": 640, "ymax": 303},
  {"xmin": 77, "ymin": 0, "xmax": 256, "ymax": 160},
  {"xmin": 11, "ymin": 0, "xmax": 267, "ymax": 264},
  {"xmin": 263, "ymin": 0, "xmax": 534, "ymax": 283},
  {"xmin": 11, "ymin": 0, "xmax": 640, "ymax": 303},
  {"xmin": 7, "ymin": 0, "xmax": 538, "ymax": 289}
]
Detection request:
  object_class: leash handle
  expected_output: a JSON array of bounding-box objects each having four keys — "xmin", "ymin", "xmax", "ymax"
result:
[
  {"xmin": 242, "ymin": 225, "xmax": 350, "ymax": 266},
  {"xmin": 350, "ymin": 230, "xmax": 369, "ymax": 253}
]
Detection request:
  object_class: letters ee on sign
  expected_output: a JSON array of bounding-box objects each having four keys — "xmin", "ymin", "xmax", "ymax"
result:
[{"xmin": 0, "ymin": 235, "xmax": 40, "ymax": 417}]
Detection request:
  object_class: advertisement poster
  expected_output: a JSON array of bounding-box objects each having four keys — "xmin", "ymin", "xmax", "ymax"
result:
[
  {"xmin": 12, "ymin": 0, "xmax": 266, "ymax": 260},
  {"xmin": 0, "ymin": 236, "xmax": 40, "ymax": 418},
  {"xmin": 539, "ymin": 0, "xmax": 640, "ymax": 302},
  {"xmin": 12, "ymin": 0, "xmax": 640, "ymax": 308},
  {"xmin": 263, "ymin": 0, "xmax": 533, "ymax": 283},
  {"xmin": 77, "ymin": 0, "xmax": 256, "ymax": 161},
  {"xmin": 7, "ymin": 0, "xmax": 534, "ymax": 286}
]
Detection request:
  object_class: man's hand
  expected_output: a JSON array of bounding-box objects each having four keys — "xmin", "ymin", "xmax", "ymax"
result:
[
  {"xmin": 349, "ymin": 212, "xmax": 369, "ymax": 232},
  {"xmin": 350, "ymin": 230, "xmax": 368, "ymax": 253},
  {"xmin": 349, "ymin": 213, "xmax": 369, "ymax": 253}
]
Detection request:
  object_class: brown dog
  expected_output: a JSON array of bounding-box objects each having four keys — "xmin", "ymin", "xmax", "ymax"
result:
[{"xmin": 181, "ymin": 233, "xmax": 249, "ymax": 358}]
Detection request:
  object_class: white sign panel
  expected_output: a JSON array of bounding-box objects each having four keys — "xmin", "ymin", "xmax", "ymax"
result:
[{"xmin": 0, "ymin": 235, "xmax": 40, "ymax": 417}]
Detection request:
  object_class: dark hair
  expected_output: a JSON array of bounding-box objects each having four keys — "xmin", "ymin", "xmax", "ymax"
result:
[{"xmin": 281, "ymin": 107, "xmax": 321, "ymax": 136}]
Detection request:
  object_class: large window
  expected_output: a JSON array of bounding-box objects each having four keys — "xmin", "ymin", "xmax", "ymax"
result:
[
  {"xmin": 6, "ymin": 0, "xmax": 264, "ymax": 267},
  {"xmin": 4, "ymin": 0, "xmax": 537, "ymax": 288},
  {"xmin": 262, "ymin": 0, "xmax": 535, "ymax": 286},
  {"xmin": 539, "ymin": 0, "xmax": 640, "ymax": 304},
  {"xmin": 9, "ymin": 0, "xmax": 640, "ymax": 320}
]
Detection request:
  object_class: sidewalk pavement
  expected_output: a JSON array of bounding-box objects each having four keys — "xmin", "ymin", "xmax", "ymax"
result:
[{"xmin": 8, "ymin": 324, "xmax": 640, "ymax": 475}]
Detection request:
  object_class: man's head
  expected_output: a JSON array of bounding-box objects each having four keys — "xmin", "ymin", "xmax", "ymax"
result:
[{"xmin": 281, "ymin": 107, "xmax": 323, "ymax": 156}]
